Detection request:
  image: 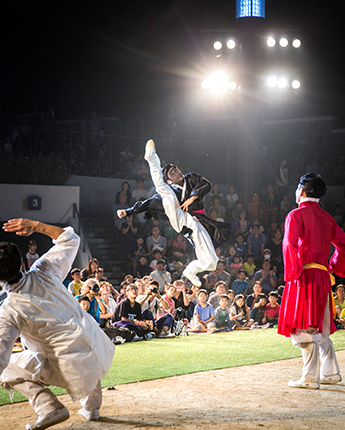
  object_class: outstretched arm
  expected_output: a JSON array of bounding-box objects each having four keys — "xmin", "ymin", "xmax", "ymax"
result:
[{"xmin": 3, "ymin": 218, "xmax": 64, "ymax": 240}]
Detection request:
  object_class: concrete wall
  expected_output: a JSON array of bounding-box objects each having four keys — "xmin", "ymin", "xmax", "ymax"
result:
[{"xmin": 0, "ymin": 184, "xmax": 80, "ymax": 223}]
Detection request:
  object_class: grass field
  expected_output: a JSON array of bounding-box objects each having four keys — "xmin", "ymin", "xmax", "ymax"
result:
[{"xmin": 1, "ymin": 329, "xmax": 345, "ymax": 406}]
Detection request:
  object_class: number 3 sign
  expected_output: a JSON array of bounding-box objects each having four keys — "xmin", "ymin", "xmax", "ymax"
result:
[{"xmin": 28, "ymin": 196, "xmax": 42, "ymax": 210}]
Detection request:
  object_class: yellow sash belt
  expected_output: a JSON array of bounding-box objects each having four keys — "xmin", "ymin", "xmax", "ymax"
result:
[{"xmin": 303, "ymin": 263, "xmax": 336, "ymax": 318}]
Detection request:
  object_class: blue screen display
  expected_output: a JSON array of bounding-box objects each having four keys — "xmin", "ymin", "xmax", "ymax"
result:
[{"xmin": 236, "ymin": 0, "xmax": 265, "ymax": 18}]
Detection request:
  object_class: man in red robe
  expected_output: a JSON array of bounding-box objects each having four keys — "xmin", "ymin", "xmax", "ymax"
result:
[{"xmin": 278, "ymin": 173, "xmax": 345, "ymax": 389}]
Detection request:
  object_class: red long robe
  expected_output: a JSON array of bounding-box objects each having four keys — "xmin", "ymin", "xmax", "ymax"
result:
[{"xmin": 278, "ymin": 201, "xmax": 345, "ymax": 337}]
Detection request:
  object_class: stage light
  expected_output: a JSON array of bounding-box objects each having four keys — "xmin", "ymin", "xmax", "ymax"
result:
[
  {"xmin": 277, "ymin": 78, "xmax": 287, "ymax": 88},
  {"xmin": 227, "ymin": 39, "xmax": 236, "ymax": 50},
  {"xmin": 201, "ymin": 80, "xmax": 210, "ymax": 90},
  {"xmin": 228, "ymin": 81, "xmax": 237, "ymax": 90},
  {"xmin": 267, "ymin": 37, "xmax": 276, "ymax": 48},
  {"xmin": 213, "ymin": 41, "xmax": 222, "ymax": 51},
  {"xmin": 268, "ymin": 77, "xmax": 277, "ymax": 88},
  {"xmin": 292, "ymin": 80, "xmax": 301, "ymax": 89},
  {"xmin": 279, "ymin": 38, "xmax": 288, "ymax": 48},
  {"xmin": 292, "ymin": 39, "xmax": 301, "ymax": 48},
  {"xmin": 209, "ymin": 73, "xmax": 228, "ymax": 93}
]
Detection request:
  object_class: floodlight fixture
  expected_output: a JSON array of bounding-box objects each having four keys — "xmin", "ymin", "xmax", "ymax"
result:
[
  {"xmin": 292, "ymin": 80, "xmax": 301, "ymax": 89},
  {"xmin": 228, "ymin": 81, "xmax": 237, "ymax": 90},
  {"xmin": 227, "ymin": 39, "xmax": 236, "ymax": 50},
  {"xmin": 279, "ymin": 38, "xmax": 288, "ymax": 48},
  {"xmin": 209, "ymin": 73, "xmax": 228, "ymax": 93},
  {"xmin": 267, "ymin": 37, "xmax": 276, "ymax": 48},
  {"xmin": 277, "ymin": 78, "xmax": 287, "ymax": 88},
  {"xmin": 268, "ymin": 77, "xmax": 277, "ymax": 87},
  {"xmin": 213, "ymin": 41, "xmax": 222, "ymax": 50},
  {"xmin": 292, "ymin": 39, "xmax": 301, "ymax": 48}
]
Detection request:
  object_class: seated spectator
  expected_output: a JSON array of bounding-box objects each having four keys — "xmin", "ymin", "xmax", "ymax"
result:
[
  {"xmin": 227, "ymin": 289, "xmax": 235, "ymax": 305},
  {"xmin": 265, "ymin": 220, "xmax": 279, "ymax": 242},
  {"xmin": 267, "ymin": 230, "xmax": 283, "ymax": 276},
  {"xmin": 334, "ymin": 284, "xmax": 345, "ymax": 319},
  {"xmin": 76, "ymin": 279, "xmax": 106, "ymax": 325},
  {"xmin": 215, "ymin": 258, "xmax": 231, "ymax": 287},
  {"xmin": 134, "ymin": 236, "xmax": 147, "ymax": 258},
  {"xmin": 146, "ymin": 226, "xmax": 167, "ymax": 257},
  {"xmin": 262, "ymin": 185, "xmax": 279, "ymax": 226},
  {"xmin": 280, "ymin": 195, "xmax": 291, "ymax": 219},
  {"xmin": 231, "ymin": 211, "xmax": 251, "ymax": 238},
  {"xmin": 172, "ymin": 233, "xmax": 187, "ymax": 251},
  {"xmin": 137, "ymin": 280, "xmax": 173, "ymax": 337},
  {"xmin": 192, "ymin": 289, "xmax": 216, "ymax": 331},
  {"xmin": 149, "ymin": 249, "xmax": 163, "ymax": 271},
  {"xmin": 136, "ymin": 255, "xmax": 151, "ymax": 279},
  {"xmin": 161, "ymin": 284, "xmax": 177, "ymax": 321},
  {"xmin": 234, "ymin": 233, "xmax": 248, "ymax": 260},
  {"xmin": 150, "ymin": 259, "xmax": 172, "ymax": 294},
  {"xmin": 247, "ymin": 224, "xmax": 266, "ymax": 264},
  {"xmin": 203, "ymin": 270, "xmax": 219, "ymax": 295},
  {"xmin": 230, "ymin": 294, "xmax": 252, "ymax": 328},
  {"xmin": 121, "ymin": 215, "xmax": 138, "ymax": 258},
  {"xmin": 116, "ymin": 281, "xmax": 131, "ymax": 304},
  {"xmin": 115, "ymin": 181, "xmax": 132, "ymax": 206},
  {"xmin": 246, "ymin": 280, "xmax": 263, "ymax": 309},
  {"xmin": 92, "ymin": 268, "xmax": 105, "ymax": 282},
  {"xmin": 207, "ymin": 183, "xmax": 224, "ymax": 208},
  {"xmin": 231, "ymin": 269, "xmax": 248, "ymax": 296},
  {"xmin": 250, "ymin": 293, "xmax": 268, "ymax": 325},
  {"xmin": 112, "ymin": 284, "xmax": 155, "ymax": 340},
  {"xmin": 171, "ymin": 261, "xmax": 185, "ymax": 282},
  {"xmin": 209, "ymin": 206, "xmax": 224, "ymax": 222},
  {"xmin": 225, "ymin": 185, "xmax": 238, "ymax": 211},
  {"xmin": 172, "ymin": 279, "xmax": 190, "ymax": 318},
  {"xmin": 208, "ymin": 281, "xmax": 230, "ymax": 310},
  {"xmin": 211, "ymin": 195, "xmax": 226, "ymax": 220},
  {"xmin": 333, "ymin": 204, "xmax": 344, "ymax": 227},
  {"xmin": 77, "ymin": 295, "xmax": 90, "ymax": 312},
  {"xmin": 114, "ymin": 194, "xmax": 130, "ymax": 230},
  {"xmin": 231, "ymin": 200, "xmax": 245, "ymax": 222},
  {"xmin": 131, "ymin": 179, "xmax": 149, "ymax": 204},
  {"xmin": 247, "ymin": 193, "xmax": 266, "ymax": 224},
  {"xmin": 68, "ymin": 267, "xmax": 83, "ymax": 296},
  {"xmin": 186, "ymin": 284, "xmax": 200, "ymax": 321},
  {"xmin": 262, "ymin": 248, "xmax": 272, "ymax": 262},
  {"xmin": 225, "ymin": 245, "xmax": 237, "ymax": 271},
  {"xmin": 81, "ymin": 258, "xmax": 100, "ymax": 282},
  {"xmin": 99, "ymin": 281, "xmax": 117, "ymax": 328},
  {"xmin": 249, "ymin": 218, "xmax": 265, "ymax": 235},
  {"xmin": 253, "ymin": 260, "xmax": 277, "ymax": 294},
  {"xmin": 243, "ymin": 254, "xmax": 256, "ymax": 286},
  {"xmin": 229, "ymin": 255, "xmax": 243, "ymax": 281},
  {"xmin": 23, "ymin": 239, "xmax": 40, "ymax": 271},
  {"xmin": 214, "ymin": 294, "xmax": 236, "ymax": 330},
  {"xmin": 264, "ymin": 291, "xmax": 280, "ymax": 327},
  {"xmin": 135, "ymin": 278, "xmax": 146, "ymax": 295}
]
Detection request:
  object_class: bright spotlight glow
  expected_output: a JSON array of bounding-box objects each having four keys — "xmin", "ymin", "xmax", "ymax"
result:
[
  {"xmin": 267, "ymin": 37, "xmax": 276, "ymax": 47},
  {"xmin": 279, "ymin": 38, "xmax": 288, "ymax": 48},
  {"xmin": 209, "ymin": 73, "xmax": 228, "ymax": 93},
  {"xmin": 201, "ymin": 80, "xmax": 210, "ymax": 90},
  {"xmin": 277, "ymin": 78, "xmax": 287, "ymax": 88},
  {"xmin": 268, "ymin": 77, "xmax": 277, "ymax": 88},
  {"xmin": 228, "ymin": 81, "xmax": 237, "ymax": 90},
  {"xmin": 213, "ymin": 41, "xmax": 222, "ymax": 50},
  {"xmin": 227, "ymin": 39, "xmax": 236, "ymax": 50},
  {"xmin": 292, "ymin": 39, "xmax": 301, "ymax": 48},
  {"xmin": 292, "ymin": 80, "xmax": 301, "ymax": 89}
]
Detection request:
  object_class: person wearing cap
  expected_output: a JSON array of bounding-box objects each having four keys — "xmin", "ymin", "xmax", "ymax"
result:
[
  {"xmin": 0, "ymin": 218, "xmax": 115, "ymax": 429},
  {"xmin": 117, "ymin": 139, "xmax": 230, "ymax": 287},
  {"xmin": 278, "ymin": 173, "xmax": 345, "ymax": 389}
]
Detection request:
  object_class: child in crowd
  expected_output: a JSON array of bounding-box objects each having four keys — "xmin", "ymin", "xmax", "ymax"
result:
[
  {"xmin": 230, "ymin": 294, "xmax": 252, "ymax": 328},
  {"xmin": 77, "ymin": 294, "xmax": 90, "ymax": 312},
  {"xmin": 161, "ymin": 284, "xmax": 177, "ymax": 317},
  {"xmin": 250, "ymin": 293, "xmax": 268, "ymax": 326},
  {"xmin": 203, "ymin": 270, "xmax": 219, "ymax": 294},
  {"xmin": 136, "ymin": 255, "xmax": 151, "ymax": 278},
  {"xmin": 229, "ymin": 255, "xmax": 243, "ymax": 279},
  {"xmin": 226, "ymin": 245, "xmax": 237, "ymax": 271},
  {"xmin": 231, "ymin": 269, "xmax": 249, "ymax": 296},
  {"xmin": 172, "ymin": 233, "xmax": 187, "ymax": 251},
  {"xmin": 243, "ymin": 253, "xmax": 256, "ymax": 286},
  {"xmin": 68, "ymin": 267, "xmax": 83, "ymax": 296},
  {"xmin": 264, "ymin": 291, "xmax": 280, "ymax": 327},
  {"xmin": 234, "ymin": 233, "xmax": 248, "ymax": 260},
  {"xmin": 227, "ymin": 289, "xmax": 235, "ymax": 306},
  {"xmin": 192, "ymin": 289, "xmax": 216, "ymax": 331},
  {"xmin": 214, "ymin": 294, "xmax": 236, "ymax": 330},
  {"xmin": 149, "ymin": 249, "xmax": 162, "ymax": 270},
  {"xmin": 23, "ymin": 239, "xmax": 40, "ymax": 271}
]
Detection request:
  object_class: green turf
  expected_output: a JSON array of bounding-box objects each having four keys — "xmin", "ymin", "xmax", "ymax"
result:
[{"xmin": 1, "ymin": 329, "xmax": 345, "ymax": 406}]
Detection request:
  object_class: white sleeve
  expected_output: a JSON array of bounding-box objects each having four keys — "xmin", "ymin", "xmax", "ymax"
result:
[
  {"xmin": 30, "ymin": 227, "xmax": 80, "ymax": 282},
  {"xmin": 0, "ymin": 317, "xmax": 20, "ymax": 378}
]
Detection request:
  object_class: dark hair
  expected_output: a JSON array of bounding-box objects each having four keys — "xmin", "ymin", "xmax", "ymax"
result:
[
  {"xmin": 0, "ymin": 242, "xmax": 22, "ymax": 284},
  {"xmin": 87, "ymin": 258, "xmax": 99, "ymax": 274},
  {"xmin": 233, "ymin": 294, "xmax": 246, "ymax": 314},
  {"xmin": 299, "ymin": 172, "xmax": 327, "ymax": 198},
  {"xmin": 156, "ymin": 259, "xmax": 166, "ymax": 266},
  {"xmin": 28, "ymin": 239, "xmax": 37, "ymax": 246},
  {"xmin": 162, "ymin": 163, "xmax": 178, "ymax": 183},
  {"xmin": 255, "ymin": 293, "xmax": 267, "ymax": 303},
  {"xmin": 77, "ymin": 294, "xmax": 90, "ymax": 303},
  {"xmin": 152, "ymin": 249, "xmax": 162, "ymax": 256},
  {"xmin": 149, "ymin": 280, "xmax": 160, "ymax": 288},
  {"xmin": 197, "ymin": 289, "xmax": 208, "ymax": 297},
  {"xmin": 268, "ymin": 291, "xmax": 279, "ymax": 298},
  {"xmin": 71, "ymin": 268, "xmax": 81, "ymax": 275}
]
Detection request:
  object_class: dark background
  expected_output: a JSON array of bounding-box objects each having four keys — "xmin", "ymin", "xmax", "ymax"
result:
[{"xmin": 1, "ymin": 1, "xmax": 344, "ymax": 122}]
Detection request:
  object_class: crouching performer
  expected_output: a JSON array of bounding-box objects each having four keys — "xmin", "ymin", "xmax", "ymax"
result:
[
  {"xmin": 0, "ymin": 218, "xmax": 115, "ymax": 429},
  {"xmin": 278, "ymin": 173, "xmax": 345, "ymax": 389}
]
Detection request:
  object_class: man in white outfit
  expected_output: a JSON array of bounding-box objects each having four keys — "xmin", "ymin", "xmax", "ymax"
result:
[{"xmin": 0, "ymin": 218, "xmax": 115, "ymax": 429}]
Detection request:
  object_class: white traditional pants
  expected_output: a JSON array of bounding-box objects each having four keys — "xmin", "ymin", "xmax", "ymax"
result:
[
  {"xmin": 147, "ymin": 150, "xmax": 218, "ymax": 278},
  {"xmin": 0, "ymin": 350, "xmax": 102, "ymax": 417},
  {"xmin": 291, "ymin": 297, "xmax": 340, "ymax": 382}
]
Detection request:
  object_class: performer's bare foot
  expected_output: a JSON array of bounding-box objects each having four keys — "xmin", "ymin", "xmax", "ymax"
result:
[{"xmin": 144, "ymin": 139, "xmax": 155, "ymax": 161}]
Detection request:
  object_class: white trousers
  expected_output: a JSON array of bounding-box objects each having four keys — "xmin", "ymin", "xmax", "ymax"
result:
[
  {"xmin": 147, "ymin": 150, "xmax": 218, "ymax": 278},
  {"xmin": 291, "ymin": 297, "xmax": 340, "ymax": 382},
  {"xmin": 1, "ymin": 350, "xmax": 102, "ymax": 417}
]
